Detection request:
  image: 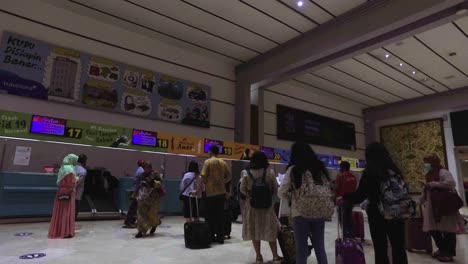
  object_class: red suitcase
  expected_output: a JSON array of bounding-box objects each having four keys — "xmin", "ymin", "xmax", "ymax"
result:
[
  {"xmin": 352, "ymin": 211, "xmax": 365, "ymax": 242},
  {"xmin": 405, "ymin": 218, "xmax": 432, "ymax": 253}
]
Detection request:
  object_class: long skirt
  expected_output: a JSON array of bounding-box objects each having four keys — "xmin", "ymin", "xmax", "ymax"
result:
[
  {"xmin": 137, "ymin": 191, "xmax": 161, "ymax": 234},
  {"xmin": 242, "ymin": 200, "xmax": 279, "ymax": 242},
  {"xmin": 48, "ymin": 174, "xmax": 76, "ymax": 239}
]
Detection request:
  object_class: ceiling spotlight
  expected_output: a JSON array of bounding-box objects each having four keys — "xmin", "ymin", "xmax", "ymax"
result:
[
  {"xmin": 412, "ymin": 71, "xmax": 416, "ymax": 75},
  {"xmin": 297, "ymin": 1, "xmax": 304, "ymax": 7},
  {"xmin": 422, "ymin": 77, "xmax": 429, "ymax": 82},
  {"xmin": 399, "ymin": 63, "xmax": 404, "ymax": 67},
  {"xmin": 385, "ymin": 54, "xmax": 390, "ymax": 59}
]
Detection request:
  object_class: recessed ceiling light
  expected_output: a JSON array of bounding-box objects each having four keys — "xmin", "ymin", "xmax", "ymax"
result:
[
  {"xmin": 385, "ymin": 54, "xmax": 390, "ymax": 58},
  {"xmin": 399, "ymin": 63, "xmax": 404, "ymax": 67},
  {"xmin": 422, "ymin": 78, "xmax": 429, "ymax": 82},
  {"xmin": 297, "ymin": 1, "xmax": 304, "ymax": 7},
  {"xmin": 412, "ymin": 71, "xmax": 416, "ymax": 75}
]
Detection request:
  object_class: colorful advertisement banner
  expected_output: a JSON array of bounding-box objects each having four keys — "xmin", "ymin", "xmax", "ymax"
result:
[{"xmin": 0, "ymin": 32, "xmax": 210, "ymax": 128}]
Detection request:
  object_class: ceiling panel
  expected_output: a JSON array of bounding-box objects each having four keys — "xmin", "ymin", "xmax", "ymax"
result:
[
  {"xmin": 279, "ymin": 0, "xmax": 333, "ymax": 24},
  {"xmin": 313, "ymin": 0, "xmax": 367, "ymax": 16},
  {"xmin": 353, "ymin": 53, "xmax": 435, "ymax": 95},
  {"xmin": 183, "ymin": 0, "xmax": 300, "ymax": 43},
  {"xmin": 333, "ymin": 59, "xmax": 422, "ymax": 99},
  {"xmin": 71, "ymin": 0, "xmax": 258, "ymax": 61},
  {"xmin": 455, "ymin": 15, "xmax": 468, "ymax": 33},
  {"xmin": 295, "ymin": 74, "xmax": 383, "ymax": 106},
  {"xmin": 416, "ymin": 22, "xmax": 468, "ymax": 82},
  {"xmin": 368, "ymin": 48, "xmax": 447, "ymax": 92},
  {"xmin": 241, "ymin": 0, "xmax": 316, "ymax": 33},
  {"xmin": 132, "ymin": 0, "xmax": 277, "ymax": 53},
  {"xmin": 313, "ymin": 67, "xmax": 402, "ymax": 103},
  {"xmin": 384, "ymin": 36, "xmax": 468, "ymax": 89}
]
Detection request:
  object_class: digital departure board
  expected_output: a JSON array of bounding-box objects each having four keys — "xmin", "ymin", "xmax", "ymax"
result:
[
  {"xmin": 204, "ymin": 138, "xmax": 223, "ymax": 153},
  {"xmin": 132, "ymin": 129, "xmax": 158, "ymax": 147},
  {"xmin": 276, "ymin": 105, "xmax": 356, "ymax": 151},
  {"xmin": 260, "ymin": 146, "xmax": 275, "ymax": 159},
  {"xmin": 30, "ymin": 115, "xmax": 66, "ymax": 136}
]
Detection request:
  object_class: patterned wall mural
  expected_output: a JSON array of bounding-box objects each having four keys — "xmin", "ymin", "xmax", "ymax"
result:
[{"xmin": 380, "ymin": 119, "xmax": 447, "ymax": 193}]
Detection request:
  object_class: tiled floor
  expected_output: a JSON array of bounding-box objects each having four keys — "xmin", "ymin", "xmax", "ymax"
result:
[{"xmin": 0, "ymin": 216, "xmax": 466, "ymax": 264}]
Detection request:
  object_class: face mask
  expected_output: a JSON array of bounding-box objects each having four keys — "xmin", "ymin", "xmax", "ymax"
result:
[{"xmin": 423, "ymin": 163, "xmax": 432, "ymax": 174}]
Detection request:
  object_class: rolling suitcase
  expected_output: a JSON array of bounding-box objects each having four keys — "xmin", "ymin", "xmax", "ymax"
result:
[
  {"xmin": 184, "ymin": 197, "xmax": 211, "ymax": 249},
  {"xmin": 352, "ymin": 211, "xmax": 365, "ymax": 242},
  {"xmin": 336, "ymin": 208, "xmax": 366, "ymax": 264},
  {"xmin": 405, "ymin": 217, "xmax": 432, "ymax": 253},
  {"xmin": 278, "ymin": 226, "xmax": 296, "ymax": 264}
]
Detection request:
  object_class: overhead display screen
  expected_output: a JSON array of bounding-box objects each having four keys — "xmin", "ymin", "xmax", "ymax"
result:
[
  {"xmin": 204, "ymin": 138, "xmax": 223, "ymax": 153},
  {"xmin": 132, "ymin": 129, "xmax": 158, "ymax": 147},
  {"xmin": 260, "ymin": 146, "xmax": 275, "ymax": 159},
  {"xmin": 450, "ymin": 110, "xmax": 468, "ymax": 146},
  {"xmin": 276, "ymin": 105, "xmax": 356, "ymax": 151},
  {"xmin": 30, "ymin": 115, "xmax": 66, "ymax": 136}
]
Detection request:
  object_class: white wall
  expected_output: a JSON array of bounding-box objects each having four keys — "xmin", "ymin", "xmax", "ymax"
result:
[
  {"xmin": 0, "ymin": 0, "xmax": 235, "ymax": 141},
  {"xmin": 263, "ymin": 80, "xmax": 366, "ymax": 159}
]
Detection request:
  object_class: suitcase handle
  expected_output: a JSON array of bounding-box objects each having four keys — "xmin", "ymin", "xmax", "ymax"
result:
[{"xmin": 188, "ymin": 195, "xmax": 199, "ymax": 219}]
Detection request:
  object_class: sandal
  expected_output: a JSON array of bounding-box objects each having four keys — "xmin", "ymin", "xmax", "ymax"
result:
[
  {"xmin": 255, "ymin": 256, "xmax": 263, "ymax": 263},
  {"xmin": 437, "ymin": 255, "xmax": 454, "ymax": 262},
  {"xmin": 273, "ymin": 256, "xmax": 283, "ymax": 263}
]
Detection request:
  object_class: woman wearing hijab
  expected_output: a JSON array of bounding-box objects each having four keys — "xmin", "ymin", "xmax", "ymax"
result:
[
  {"xmin": 421, "ymin": 155, "xmax": 465, "ymax": 262},
  {"xmin": 135, "ymin": 162, "xmax": 163, "ymax": 238},
  {"xmin": 48, "ymin": 154, "xmax": 79, "ymax": 239}
]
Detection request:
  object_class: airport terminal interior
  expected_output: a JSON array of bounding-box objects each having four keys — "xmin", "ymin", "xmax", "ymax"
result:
[{"xmin": 1, "ymin": 0, "xmax": 468, "ymax": 263}]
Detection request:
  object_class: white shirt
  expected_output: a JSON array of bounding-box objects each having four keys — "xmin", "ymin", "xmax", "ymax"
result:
[
  {"xmin": 74, "ymin": 164, "xmax": 87, "ymax": 200},
  {"xmin": 180, "ymin": 172, "xmax": 200, "ymax": 197}
]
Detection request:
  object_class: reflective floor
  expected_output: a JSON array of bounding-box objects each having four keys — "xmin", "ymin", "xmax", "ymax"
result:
[{"xmin": 0, "ymin": 216, "xmax": 466, "ymax": 264}]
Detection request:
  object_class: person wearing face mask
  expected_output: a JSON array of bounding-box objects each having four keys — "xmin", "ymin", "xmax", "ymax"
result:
[{"xmin": 421, "ymin": 155, "xmax": 465, "ymax": 263}]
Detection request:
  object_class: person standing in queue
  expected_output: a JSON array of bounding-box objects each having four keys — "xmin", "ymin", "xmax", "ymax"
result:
[
  {"xmin": 343, "ymin": 142, "xmax": 408, "ymax": 264},
  {"xmin": 48, "ymin": 154, "xmax": 79, "ymax": 239},
  {"xmin": 180, "ymin": 161, "xmax": 201, "ymax": 223},
  {"xmin": 421, "ymin": 155, "xmax": 465, "ymax": 262},
  {"xmin": 74, "ymin": 154, "xmax": 88, "ymax": 219},
  {"xmin": 335, "ymin": 161, "xmax": 357, "ymax": 238},
  {"xmin": 241, "ymin": 151, "xmax": 282, "ymax": 263},
  {"xmin": 135, "ymin": 162, "xmax": 163, "ymax": 238},
  {"xmin": 192, "ymin": 145, "xmax": 232, "ymax": 244},
  {"xmin": 278, "ymin": 143, "xmax": 331, "ymax": 264},
  {"xmin": 123, "ymin": 160, "xmax": 145, "ymax": 228}
]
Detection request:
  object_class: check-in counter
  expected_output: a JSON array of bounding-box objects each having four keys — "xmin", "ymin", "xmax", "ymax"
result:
[{"xmin": 0, "ymin": 172, "xmax": 57, "ymax": 218}]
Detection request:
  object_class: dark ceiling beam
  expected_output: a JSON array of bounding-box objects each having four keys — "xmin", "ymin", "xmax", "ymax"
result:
[{"xmin": 236, "ymin": 0, "xmax": 468, "ymax": 87}]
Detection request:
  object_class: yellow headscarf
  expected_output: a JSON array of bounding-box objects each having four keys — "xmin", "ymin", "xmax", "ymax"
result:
[{"xmin": 57, "ymin": 154, "xmax": 78, "ymax": 185}]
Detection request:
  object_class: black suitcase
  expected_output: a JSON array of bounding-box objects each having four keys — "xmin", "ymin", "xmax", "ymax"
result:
[{"xmin": 184, "ymin": 197, "xmax": 211, "ymax": 249}]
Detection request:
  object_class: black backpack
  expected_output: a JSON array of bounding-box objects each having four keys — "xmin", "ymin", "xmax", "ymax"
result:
[{"xmin": 248, "ymin": 169, "xmax": 272, "ymax": 209}]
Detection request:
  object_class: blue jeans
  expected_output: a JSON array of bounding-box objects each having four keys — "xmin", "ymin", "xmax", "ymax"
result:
[{"xmin": 293, "ymin": 217, "xmax": 328, "ymax": 264}]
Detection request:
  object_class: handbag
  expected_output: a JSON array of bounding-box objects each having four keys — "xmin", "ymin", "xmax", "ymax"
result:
[
  {"xmin": 179, "ymin": 176, "xmax": 197, "ymax": 200},
  {"xmin": 158, "ymin": 186, "xmax": 167, "ymax": 198},
  {"xmin": 430, "ymin": 189, "xmax": 463, "ymax": 217},
  {"xmin": 279, "ymin": 195, "xmax": 292, "ymax": 217},
  {"xmin": 293, "ymin": 171, "xmax": 334, "ymax": 219}
]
